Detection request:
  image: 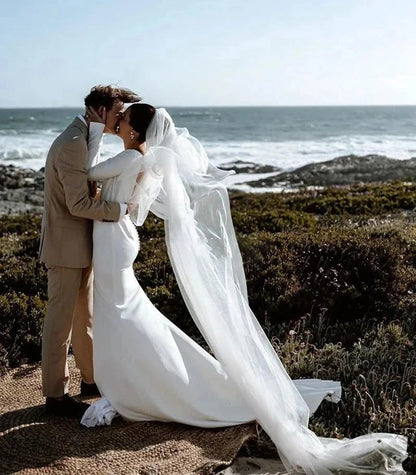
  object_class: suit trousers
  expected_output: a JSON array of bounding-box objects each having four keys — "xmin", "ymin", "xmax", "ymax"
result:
[{"xmin": 41, "ymin": 265, "xmax": 94, "ymax": 397}]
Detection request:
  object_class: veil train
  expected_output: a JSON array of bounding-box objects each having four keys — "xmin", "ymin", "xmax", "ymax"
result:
[{"xmin": 135, "ymin": 108, "xmax": 408, "ymax": 474}]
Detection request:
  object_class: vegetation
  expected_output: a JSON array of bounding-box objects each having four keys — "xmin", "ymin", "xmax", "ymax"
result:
[{"xmin": 1, "ymin": 181, "xmax": 416, "ymax": 469}]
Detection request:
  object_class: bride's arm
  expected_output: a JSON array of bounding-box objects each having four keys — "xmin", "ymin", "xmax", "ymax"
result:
[
  {"xmin": 88, "ymin": 151, "xmax": 138, "ymax": 181},
  {"xmin": 86, "ymin": 106, "xmax": 107, "ymax": 170},
  {"xmin": 87, "ymin": 122, "xmax": 105, "ymax": 169},
  {"xmin": 86, "ymin": 107, "xmax": 106, "ymax": 198}
]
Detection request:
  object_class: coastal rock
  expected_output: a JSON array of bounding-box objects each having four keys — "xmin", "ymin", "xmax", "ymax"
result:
[
  {"xmin": 3, "ymin": 155, "xmax": 416, "ymax": 215},
  {"xmin": 0, "ymin": 164, "xmax": 44, "ymax": 190},
  {"xmin": 220, "ymin": 160, "xmax": 281, "ymax": 174},
  {"xmin": 248, "ymin": 154, "xmax": 416, "ymax": 188},
  {"xmin": 0, "ymin": 165, "xmax": 44, "ymax": 215}
]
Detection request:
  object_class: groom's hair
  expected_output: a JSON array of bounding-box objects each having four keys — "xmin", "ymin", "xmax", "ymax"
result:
[{"xmin": 84, "ymin": 85, "xmax": 141, "ymax": 111}]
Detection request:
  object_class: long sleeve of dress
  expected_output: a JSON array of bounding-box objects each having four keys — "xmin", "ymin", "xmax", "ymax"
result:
[
  {"xmin": 88, "ymin": 151, "xmax": 139, "ymax": 180},
  {"xmin": 87, "ymin": 122, "xmax": 105, "ymax": 170}
]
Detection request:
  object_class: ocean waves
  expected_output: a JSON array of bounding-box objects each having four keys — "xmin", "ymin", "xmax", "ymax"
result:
[
  {"xmin": 205, "ymin": 134, "xmax": 416, "ymax": 170},
  {"xmin": 0, "ymin": 106, "xmax": 415, "ymax": 185},
  {"xmin": 1, "ymin": 131, "xmax": 416, "ymax": 177},
  {"xmin": 0, "ymin": 133, "xmax": 54, "ymax": 169}
]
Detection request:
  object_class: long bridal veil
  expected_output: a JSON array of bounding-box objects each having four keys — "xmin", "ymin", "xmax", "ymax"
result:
[{"xmin": 131, "ymin": 108, "xmax": 407, "ymax": 474}]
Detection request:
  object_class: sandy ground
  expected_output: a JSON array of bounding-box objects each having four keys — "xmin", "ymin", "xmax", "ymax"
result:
[{"xmin": 219, "ymin": 457, "xmax": 288, "ymax": 475}]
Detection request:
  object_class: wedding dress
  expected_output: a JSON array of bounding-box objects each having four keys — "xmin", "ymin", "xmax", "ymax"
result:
[{"xmin": 81, "ymin": 111, "xmax": 407, "ymax": 473}]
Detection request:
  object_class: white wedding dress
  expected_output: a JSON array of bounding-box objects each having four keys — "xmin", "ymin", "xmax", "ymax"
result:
[
  {"xmin": 81, "ymin": 111, "xmax": 407, "ymax": 474},
  {"xmin": 82, "ymin": 147, "xmax": 339, "ymax": 427}
]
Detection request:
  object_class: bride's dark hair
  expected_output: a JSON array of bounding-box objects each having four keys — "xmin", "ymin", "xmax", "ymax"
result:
[{"xmin": 129, "ymin": 103, "xmax": 156, "ymax": 143}]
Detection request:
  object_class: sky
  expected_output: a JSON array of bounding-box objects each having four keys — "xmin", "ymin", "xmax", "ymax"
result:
[{"xmin": 1, "ymin": 0, "xmax": 416, "ymax": 107}]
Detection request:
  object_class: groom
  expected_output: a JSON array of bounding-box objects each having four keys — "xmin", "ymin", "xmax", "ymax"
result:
[{"xmin": 39, "ymin": 85, "xmax": 141, "ymax": 418}]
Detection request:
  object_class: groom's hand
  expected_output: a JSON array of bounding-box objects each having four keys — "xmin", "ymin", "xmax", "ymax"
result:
[{"xmin": 86, "ymin": 106, "xmax": 107, "ymax": 125}]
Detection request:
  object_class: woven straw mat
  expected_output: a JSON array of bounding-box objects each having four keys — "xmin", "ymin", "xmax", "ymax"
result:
[{"xmin": 0, "ymin": 356, "xmax": 257, "ymax": 474}]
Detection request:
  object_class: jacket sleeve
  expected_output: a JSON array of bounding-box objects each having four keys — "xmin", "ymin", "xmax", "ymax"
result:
[{"xmin": 56, "ymin": 137, "xmax": 121, "ymax": 221}]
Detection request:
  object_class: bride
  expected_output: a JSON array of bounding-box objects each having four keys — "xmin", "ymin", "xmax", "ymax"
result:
[{"xmin": 81, "ymin": 103, "xmax": 407, "ymax": 473}]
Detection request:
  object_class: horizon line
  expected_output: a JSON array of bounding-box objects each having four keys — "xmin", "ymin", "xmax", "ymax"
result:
[{"xmin": 1, "ymin": 103, "xmax": 416, "ymax": 109}]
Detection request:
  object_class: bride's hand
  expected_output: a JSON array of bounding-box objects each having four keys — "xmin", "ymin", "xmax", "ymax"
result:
[
  {"xmin": 86, "ymin": 106, "xmax": 107, "ymax": 125},
  {"xmin": 127, "ymin": 202, "xmax": 138, "ymax": 214}
]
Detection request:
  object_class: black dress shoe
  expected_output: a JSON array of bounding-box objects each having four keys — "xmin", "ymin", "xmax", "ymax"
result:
[
  {"xmin": 45, "ymin": 394, "xmax": 90, "ymax": 419},
  {"xmin": 80, "ymin": 380, "xmax": 100, "ymax": 397}
]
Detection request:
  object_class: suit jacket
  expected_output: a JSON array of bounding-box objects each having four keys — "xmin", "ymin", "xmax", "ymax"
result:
[{"xmin": 39, "ymin": 117, "xmax": 120, "ymax": 268}]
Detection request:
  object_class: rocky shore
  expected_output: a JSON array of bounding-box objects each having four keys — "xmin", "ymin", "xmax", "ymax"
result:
[
  {"xmin": 0, "ymin": 165, "xmax": 44, "ymax": 215},
  {"xmin": 2, "ymin": 154, "xmax": 416, "ymax": 214},
  {"xmin": 246, "ymin": 154, "xmax": 416, "ymax": 188}
]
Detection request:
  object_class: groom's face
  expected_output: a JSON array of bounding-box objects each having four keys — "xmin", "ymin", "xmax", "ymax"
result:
[{"xmin": 105, "ymin": 100, "xmax": 124, "ymax": 134}]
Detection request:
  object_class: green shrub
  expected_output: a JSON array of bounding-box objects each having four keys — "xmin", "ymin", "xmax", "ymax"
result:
[
  {"xmin": 283, "ymin": 181, "xmax": 416, "ymax": 216},
  {"xmin": 0, "ymin": 292, "xmax": 46, "ymax": 369},
  {"xmin": 0, "ymin": 214, "xmax": 42, "ymax": 237},
  {"xmin": 240, "ymin": 226, "xmax": 416, "ymax": 346}
]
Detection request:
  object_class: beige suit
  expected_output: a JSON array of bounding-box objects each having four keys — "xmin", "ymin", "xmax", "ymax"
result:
[{"xmin": 40, "ymin": 117, "xmax": 120, "ymax": 397}]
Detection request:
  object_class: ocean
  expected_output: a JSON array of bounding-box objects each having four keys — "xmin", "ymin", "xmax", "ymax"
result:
[{"xmin": 1, "ymin": 106, "xmax": 416, "ymax": 190}]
